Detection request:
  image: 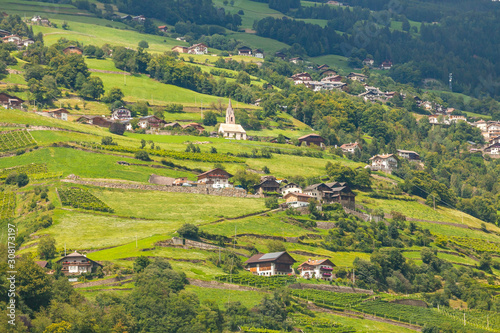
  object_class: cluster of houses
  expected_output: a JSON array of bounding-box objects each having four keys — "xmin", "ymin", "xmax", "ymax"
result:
[
  {"xmin": 30, "ymin": 15, "xmax": 51, "ymax": 26},
  {"xmin": 1, "ymin": 33, "xmax": 34, "ymax": 49},
  {"xmin": 40, "ymin": 249, "xmax": 336, "ymax": 282},
  {"xmin": 362, "ymin": 58, "xmax": 393, "ymax": 70},
  {"xmin": 172, "ymin": 43, "xmax": 209, "ymax": 55},
  {"xmin": 290, "ymin": 69, "xmax": 396, "ymax": 101},
  {"xmin": 236, "ymin": 46, "xmax": 264, "ymax": 59},
  {"xmin": 244, "ymin": 251, "xmax": 336, "ymax": 280}
]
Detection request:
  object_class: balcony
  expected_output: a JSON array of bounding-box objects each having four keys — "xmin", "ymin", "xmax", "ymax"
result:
[
  {"xmin": 322, "ymin": 273, "xmax": 332, "ymax": 277},
  {"xmin": 320, "ymin": 267, "xmax": 333, "ymax": 271}
]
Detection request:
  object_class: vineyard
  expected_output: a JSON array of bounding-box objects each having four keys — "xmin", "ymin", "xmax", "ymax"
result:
[
  {"xmin": 354, "ymin": 300, "xmax": 490, "ymax": 332},
  {"xmin": 0, "ymin": 130, "xmax": 36, "ymax": 152},
  {"xmin": 291, "ymin": 313, "xmax": 356, "ymax": 333},
  {"xmin": 290, "ymin": 289, "xmax": 368, "ymax": 307},
  {"xmin": 78, "ymin": 142, "xmax": 245, "ymax": 163},
  {"xmin": 449, "ymin": 236, "xmax": 500, "ymax": 253},
  {"xmin": 216, "ymin": 274, "xmax": 296, "ymax": 289},
  {"xmin": 0, "ymin": 163, "xmax": 48, "ymax": 179},
  {"xmin": 58, "ymin": 187, "xmax": 114, "ymax": 213},
  {"xmin": 0, "ymin": 192, "xmax": 16, "ymax": 219},
  {"xmin": 435, "ymin": 307, "xmax": 500, "ymax": 331}
]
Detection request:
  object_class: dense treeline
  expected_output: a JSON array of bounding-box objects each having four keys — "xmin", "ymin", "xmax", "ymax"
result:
[{"xmin": 102, "ymin": 0, "xmax": 242, "ymax": 30}]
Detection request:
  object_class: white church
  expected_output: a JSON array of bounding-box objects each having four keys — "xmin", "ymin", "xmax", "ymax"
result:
[{"xmin": 218, "ymin": 99, "xmax": 247, "ymax": 140}]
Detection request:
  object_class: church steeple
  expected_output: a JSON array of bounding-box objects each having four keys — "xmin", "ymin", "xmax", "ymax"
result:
[{"xmin": 225, "ymin": 99, "xmax": 235, "ymax": 124}]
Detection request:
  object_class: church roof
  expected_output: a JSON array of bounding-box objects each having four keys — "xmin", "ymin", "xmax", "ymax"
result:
[{"xmin": 219, "ymin": 123, "xmax": 246, "ymax": 133}]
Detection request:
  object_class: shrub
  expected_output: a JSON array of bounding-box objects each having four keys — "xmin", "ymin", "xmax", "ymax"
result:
[
  {"xmin": 177, "ymin": 223, "xmax": 199, "ymax": 240},
  {"xmin": 5, "ymin": 172, "xmax": 18, "ymax": 185},
  {"xmin": 134, "ymin": 150, "xmax": 150, "ymax": 161},
  {"xmin": 101, "ymin": 136, "xmax": 114, "ymax": 145},
  {"xmin": 16, "ymin": 173, "xmax": 29, "ymax": 187},
  {"xmin": 109, "ymin": 122, "xmax": 126, "ymax": 135},
  {"xmin": 265, "ymin": 197, "xmax": 279, "ymax": 209}
]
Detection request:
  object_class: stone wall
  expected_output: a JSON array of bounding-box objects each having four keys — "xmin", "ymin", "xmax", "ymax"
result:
[
  {"xmin": 289, "ymin": 283, "xmax": 374, "ymax": 295},
  {"xmin": 61, "ymin": 178, "xmax": 259, "ymax": 198},
  {"xmin": 316, "ymin": 222, "xmax": 336, "ymax": 229}
]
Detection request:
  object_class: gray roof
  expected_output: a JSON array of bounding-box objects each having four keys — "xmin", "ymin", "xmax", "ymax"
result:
[{"xmin": 259, "ymin": 251, "xmax": 285, "ymax": 260}]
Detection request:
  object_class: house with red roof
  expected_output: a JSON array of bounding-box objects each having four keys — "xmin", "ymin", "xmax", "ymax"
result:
[{"xmin": 298, "ymin": 258, "xmax": 335, "ymax": 280}]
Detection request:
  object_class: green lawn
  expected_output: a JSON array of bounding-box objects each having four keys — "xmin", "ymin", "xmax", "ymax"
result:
[
  {"xmin": 95, "ymin": 187, "xmax": 265, "ymax": 221},
  {"xmin": 0, "ymin": 147, "xmax": 191, "ymax": 182},
  {"xmin": 228, "ymin": 32, "xmax": 290, "ymax": 54},
  {"xmin": 310, "ymin": 54, "xmax": 353, "ymax": 74}
]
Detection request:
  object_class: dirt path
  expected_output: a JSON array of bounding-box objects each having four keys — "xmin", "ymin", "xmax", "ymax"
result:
[
  {"xmin": 187, "ymin": 278, "xmax": 262, "ymax": 292},
  {"xmin": 307, "ymin": 303, "xmax": 422, "ymax": 332}
]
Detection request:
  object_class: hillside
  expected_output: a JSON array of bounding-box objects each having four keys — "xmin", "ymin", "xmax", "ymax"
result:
[{"xmin": 1, "ymin": 0, "xmax": 500, "ymax": 332}]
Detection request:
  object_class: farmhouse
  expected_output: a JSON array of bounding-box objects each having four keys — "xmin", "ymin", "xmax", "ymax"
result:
[
  {"xmin": 298, "ymin": 134, "xmax": 325, "ymax": 147},
  {"xmin": 44, "ymin": 108, "xmax": 70, "ymax": 120},
  {"xmin": 380, "ymin": 60, "xmax": 393, "ymax": 70},
  {"xmin": 346, "ymin": 72, "xmax": 367, "ymax": 82},
  {"xmin": 320, "ymin": 69, "xmax": 338, "ymax": 77},
  {"xmin": 0, "ymin": 92, "xmax": 24, "ymax": 108},
  {"xmin": 280, "ymin": 182, "xmax": 302, "ymax": 196},
  {"xmin": 158, "ymin": 25, "xmax": 168, "ymax": 32},
  {"xmin": 165, "ymin": 122, "xmax": 182, "ymax": 129},
  {"xmin": 132, "ymin": 15, "xmax": 146, "ymax": 22},
  {"xmin": 303, "ymin": 183, "xmax": 332, "ymax": 202},
  {"xmin": 245, "ymin": 251, "xmax": 296, "ymax": 276},
  {"xmin": 238, "ymin": 46, "xmax": 252, "ymax": 56},
  {"xmin": 197, "ymin": 168, "xmax": 233, "ymax": 188},
  {"xmin": 218, "ymin": 100, "xmax": 247, "ymax": 140},
  {"xmin": 484, "ymin": 142, "xmax": 500, "ymax": 156},
  {"xmin": 369, "ymin": 154, "xmax": 398, "ymax": 172},
  {"xmin": 340, "ymin": 142, "xmax": 360, "ymax": 154},
  {"xmin": 188, "ymin": 43, "xmax": 208, "ymax": 55},
  {"xmin": 111, "ymin": 106, "xmax": 132, "ymax": 120},
  {"xmin": 298, "ymin": 258, "xmax": 335, "ymax": 281},
  {"xmin": 397, "ymin": 149, "xmax": 420, "ymax": 161},
  {"xmin": 182, "ymin": 122, "xmax": 205, "ymax": 133},
  {"xmin": 284, "ymin": 192, "xmax": 312, "ymax": 208},
  {"xmin": 56, "ymin": 251, "xmax": 102, "ymax": 276},
  {"xmin": 63, "ymin": 45, "xmax": 83, "ymax": 55},
  {"xmin": 291, "ymin": 72, "xmax": 312, "ymax": 85},
  {"xmin": 254, "ymin": 177, "xmax": 280, "ymax": 195},
  {"xmin": 328, "ymin": 185, "xmax": 356, "ymax": 209},
  {"xmin": 253, "ymin": 48, "xmax": 264, "ymax": 58},
  {"xmin": 289, "ymin": 57, "xmax": 303, "ymax": 64},
  {"xmin": 138, "ymin": 115, "xmax": 166, "ymax": 129},
  {"xmin": 172, "ymin": 46, "xmax": 188, "ymax": 53},
  {"xmin": 275, "ymin": 51, "xmax": 286, "ymax": 60},
  {"xmin": 2, "ymin": 34, "xmax": 21, "ymax": 43},
  {"xmin": 321, "ymin": 75, "xmax": 342, "ymax": 82},
  {"xmin": 362, "ymin": 58, "xmax": 374, "ymax": 66}
]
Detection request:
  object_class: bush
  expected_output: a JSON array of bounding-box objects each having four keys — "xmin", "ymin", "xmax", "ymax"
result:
[
  {"xmin": 265, "ymin": 197, "xmax": 279, "ymax": 209},
  {"xmin": 138, "ymin": 40, "xmax": 149, "ymax": 48},
  {"xmin": 134, "ymin": 150, "xmax": 150, "ymax": 161},
  {"xmin": 16, "ymin": 173, "xmax": 29, "ymax": 187},
  {"xmin": 101, "ymin": 136, "xmax": 114, "ymax": 145},
  {"xmin": 5, "ymin": 172, "xmax": 18, "ymax": 185},
  {"xmin": 109, "ymin": 122, "xmax": 126, "ymax": 135},
  {"xmin": 177, "ymin": 223, "xmax": 199, "ymax": 240}
]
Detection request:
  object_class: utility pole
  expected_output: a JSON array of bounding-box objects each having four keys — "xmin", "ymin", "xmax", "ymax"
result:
[
  {"xmin": 352, "ymin": 268, "xmax": 355, "ymax": 284},
  {"xmin": 463, "ymin": 312, "xmax": 466, "ymax": 326},
  {"xmin": 433, "ymin": 195, "xmax": 436, "ymax": 211}
]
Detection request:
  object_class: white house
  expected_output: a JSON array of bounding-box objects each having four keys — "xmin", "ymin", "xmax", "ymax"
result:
[
  {"xmin": 197, "ymin": 168, "xmax": 233, "ymax": 188},
  {"xmin": 369, "ymin": 154, "xmax": 398, "ymax": 172},
  {"xmin": 56, "ymin": 251, "xmax": 102, "ymax": 276},
  {"xmin": 298, "ymin": 258, "xmax": 335, "ymax": 281},
  {"xmin": 187, "ymin": 43, "xmax": 208, "ymax": 55},
  {"xmin": 284, "ymin": 192, "xmax": 312, "ymax": 208},
  {"xmin": 340, "ymin": 142, "xmax": 360, "ymax": 154},
  {"xmin": 245, "ymin": 252, "xmax": 296, "ymax": 276},
  {"xmin": 280, "ymin": 183, "xmax": 302, "ymax": 196}
]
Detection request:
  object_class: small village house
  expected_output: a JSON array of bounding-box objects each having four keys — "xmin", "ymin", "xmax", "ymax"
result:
[
  {"xmin": 187, "ymin": 43, "xmax": 208, "ymax": 55},
  {"xmin": 56, "ymin": 251, "xmax": 102, "ymax": 276},
  {"xmin": 291, "ymin": 72, "xmax": 312, "ymax": 85},
  {"xmin": 63, "ymin": 45, "xmax": 83, "ymax": 55},
  {"xmin": 0, "ymin": 92, "xmax": 24, "ymax": 108},
  {"xmin": 253, "ymin": 48, "xmax": 264, "ymax": 58},
  {"xmin": 138, "ymin": 115, "xmax": 166, "ymax": 129},
  {"xmin": 165, "ymin": 122, "xmax": 182, "ymax": 129},
  {"xmin": 369, "ymin": 154, "xmax": 398, "ymax": 173},
  {"xmin": 111, "ymin": 106, "xmax": 132, "ymax": 120},
  {"xmin": 284, "ymin": 192, "xmax": 312, "ymax": 208},
  {"xmin": 2, "ymin": 34, "xmax": 21, "ymax": 44},
  {"xmin": 303, "ymin": 183, "xmax": 333, "ymax": 202},
  {"xmin": 280, "ymin": 182, "xmax": 302, "ymax": 196},
  {"xmin": 397, "ymin": 149, "xmax": 420, "ymax": 161},
  {"xmin": 238, "ymin": 46, "xmax": 252, "ymax": 56},
  {"xmin": 380, "ymin": 60, "xmax": 393, "ymax": 70},
  {"xmin": 275, "ymin": 51, "xmax": 286, "ymax": 60},
  {"xmin": 321, "ymin": 75, "xmax": 342, "ymax": 82},
  {"xmin": 340, "ymin": 142, "xmax": 360, "ymax": 154},
  {"xmin": 44, "ymin": 108, "xmax": 70, "ymax": 121},
  {"xmin": 362, "ymin": 58, "xmax": 374, "ymax": 67},
  {"xmin": 197, "ymin": 168, "xmax": 233, "ymax": 188},
  {"xmin": 346, "ymin": 72, "xmax": 367, "ymax": 82},
  {"xmin": 158, "ymin": 25, "xmax": 168, "ymax": 32},
  {"xmin": 132, "ymin": 15, "xmax": 146, "ymax": 22},
  {"xmin": 298, "ymin": 258, "xmax": 335, "ymax": 281},
  {"xmin": 218, "ymin": 100, "xmax": 247, "ymax": 140},
  {"xmin": 483, "ymin": 142, "xmax": 500, "ymax": 156},
  {"xmin": 298, "ymin": 134, "xmax": 326, "ymax": 147},
  {"xmin": 76, "ymin": 116, "xmax": 113, "ymax": 128},
  {"xmin": 289, "ymin": 57, "xmax": 303, "ymax": 64},
  {"xmin": 182, "ymin": 122, "xmax": 205, "ymax": 133},
  {"xmin": 327, "ymin": 184, "xmax": 356, "ymax": 209},
  {"xmin": 245, "ymin": 251, "xmax": 296, "ymax": 276},
  {"xmin": 320, "ymin": 69, "xmax": 338, "ymax": 77},
  {"xmin": 254, "ymin": 177, "xmax": 280, "ymax": 195},
  {"xmin": 172, "ymin": 46, "xmax": 188, "ymax": 53}
]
